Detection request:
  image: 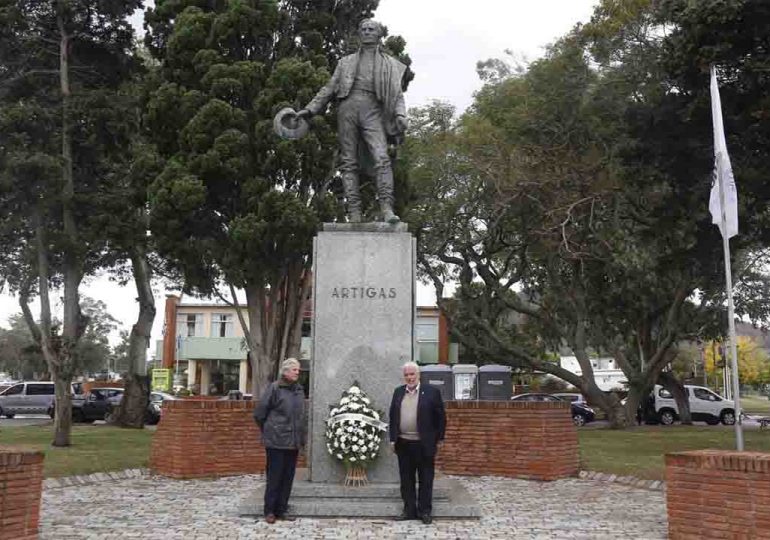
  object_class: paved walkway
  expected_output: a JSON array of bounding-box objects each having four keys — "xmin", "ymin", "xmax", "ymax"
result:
[{"xmin": 41, "ymin": 474, "xmax": 667, "ymax": 539}]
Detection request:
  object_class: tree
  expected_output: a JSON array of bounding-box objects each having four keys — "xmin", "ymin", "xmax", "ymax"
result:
[
  {"xmin": 0, "ymin": 297, "xmax": 120, "ymax": 380},
  {"xmin": 144, "ymin": 0, "xmax": 411, "ymax": 396},
  {"xmin": 76, "ymin": 297, "xmax": 119, "ymax": 374},
  {"xmin": 703, "ymin": 336, "xmax": 770, "ymax": 389},
  {"xmin": 110, "ymin": 330, "xmax": 132, "ymax": 375},
  {"xmin": 0, "ymin": 0, "xmax": 142, "ymax": 445},
  {"xmin": 407, "ymin": 0, "xmax": 770, "ymax": 427},
  {"xmin": 0, "ymin": 315, "xmax": 47, "ymax": 380}
]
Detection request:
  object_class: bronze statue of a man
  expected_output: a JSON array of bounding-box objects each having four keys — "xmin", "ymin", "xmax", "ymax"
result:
[{"xmin": 296, "ymin": 19, "xmax": 408, "ymax": 224}]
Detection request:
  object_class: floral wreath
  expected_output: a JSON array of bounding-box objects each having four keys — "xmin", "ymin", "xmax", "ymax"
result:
[{"xmin": 325, "ymin": 382, "xmax": 388, "ymax": 468}]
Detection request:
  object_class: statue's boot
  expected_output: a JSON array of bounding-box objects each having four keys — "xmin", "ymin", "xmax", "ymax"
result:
[
  {"xmin": 377, "ymin": 168, "xmax": 400, "ymax": 224},
  {"xmin": 342, "ymin": 172, "xmax": 362, "ymax": 223}
]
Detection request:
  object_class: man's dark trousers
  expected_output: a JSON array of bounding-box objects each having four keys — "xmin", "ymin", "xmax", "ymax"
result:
[
  {"xmin": 395, "ymin": 438, "xmax": 435, "ymax": 518},
  {"xmin": 263, "ymin": 448, "xmax": 298, "ymax": 516}
]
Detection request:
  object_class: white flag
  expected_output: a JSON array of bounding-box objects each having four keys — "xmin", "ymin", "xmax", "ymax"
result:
[{"xmin": 708, "ymin": 65, "xmax": 738, "ymax": 238}]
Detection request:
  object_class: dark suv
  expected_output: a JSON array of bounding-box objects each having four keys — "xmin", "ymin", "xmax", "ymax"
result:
[
  {"xmin": 49, "ymin": 387, "xmax": 124, "ymax": 422},
  {"xmin": 510, "ymin": 392, "xmax": 596, "ymax": 427}
]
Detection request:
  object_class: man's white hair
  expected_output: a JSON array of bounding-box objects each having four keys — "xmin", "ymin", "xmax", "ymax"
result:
[
  {"xmin": 281, "ymin": 357, "xmax": 301, "ymax": 373},
  {"xmin": 401, "ymin": 361, "xmax": 420, "ymax": 374}
]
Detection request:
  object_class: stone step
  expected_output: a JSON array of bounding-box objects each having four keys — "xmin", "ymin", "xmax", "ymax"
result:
[
  {"xmin": 238, "ymin": 478, "xmax": 480, "ymax": 519},
  {"xmin": 289, "ymin": 482, "xmax": 452, "ymax": 500}
]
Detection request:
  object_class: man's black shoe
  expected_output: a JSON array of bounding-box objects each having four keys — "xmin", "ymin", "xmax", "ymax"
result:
[
  {"xmin": 395, "ymin": 512, "xmax": 417, "ymax": 521},
  {"xmin": 421, "ymin": 514, "xmax": 433, "ymax": 525}
]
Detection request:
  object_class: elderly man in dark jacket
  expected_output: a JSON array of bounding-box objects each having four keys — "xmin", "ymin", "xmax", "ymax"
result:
[
  {"xmin": 389, "ymin": 361, "xmax": 446, "ymax": 524},
  {"xmin": 254, "ymin": 358, "xmax": 306, "ymax": 524}
]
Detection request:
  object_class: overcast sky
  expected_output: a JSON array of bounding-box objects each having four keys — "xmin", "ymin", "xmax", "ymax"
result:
[{"xmin": 0, "ymin": 0, "xmax": 599, "ymax": 353}]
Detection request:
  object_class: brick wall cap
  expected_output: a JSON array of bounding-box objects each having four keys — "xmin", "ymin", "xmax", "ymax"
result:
[
  {"xmin": 0, "ymin": 445, "xmax": 45, "ymax": 465},
  {"xmin": 164, "ymin": 399, "xmax": 256, "ymax": 410},
  {"xmin": 666, "ymin": 449, "xmax": 770, "ymax": 472},
  {"xmin": 446, "ymin": 400, "xmax": 570, "ymax": 410}
]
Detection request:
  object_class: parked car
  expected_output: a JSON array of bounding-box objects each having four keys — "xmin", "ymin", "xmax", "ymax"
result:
[
  {"xmin": 49, "ymin": 387, "xmax": 124, "ymax": 423},
  {"xmin": 553, "ymin": 392, "xmax": 589, "ymax": 405},
  {"xmin": 653, "ymin": 384, "xmax": 735, "ymax": 426},
  {"xmin": 511, "ymin": 392, "xmax": 596, "ymax": 427},
  {"xmin": 0, "ymin": 381, "xmax": 58, "ymax": 418},
  {"xmin": 218, "ymin": 390, "xmax": 253, "ymax": 401},
  {"xmin": 144, "ymin": 391, "xmax": 179, "ymax": 425}
]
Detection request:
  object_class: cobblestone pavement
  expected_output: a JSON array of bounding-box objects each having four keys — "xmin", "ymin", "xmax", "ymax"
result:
[{"xmin": 41, "ymin": 474, "xmax": 667, "ymax": 539}]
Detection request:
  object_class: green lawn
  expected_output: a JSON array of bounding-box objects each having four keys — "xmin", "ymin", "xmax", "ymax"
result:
[
  {"xmin": 0, "ymin": 424, "xmax": 153, "ymax": 478},
  {"xmin": 740, "ymin": 394, "xmax": 770, "ymax": 415},
  {"xmin": 579, "ymin": 425, "xmax": 770, "ymax": 480}
]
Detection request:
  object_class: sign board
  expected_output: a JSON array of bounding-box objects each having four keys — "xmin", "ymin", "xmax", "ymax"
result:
[{"xmin": 151, "ymin": 369, "xmax": 172, "ymax": 392}]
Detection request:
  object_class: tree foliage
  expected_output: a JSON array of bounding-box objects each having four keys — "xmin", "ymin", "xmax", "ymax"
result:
[
  {"xmin": 144, "ymin": 0, "xmax": 410, "ymax": 395},
  {"xmin": 407, "ymin": 0, "xmax": 770, "ymax": 427},
  {"xmin": 0, "ymin": 0, "xmax": 142, "ymax": 444}
]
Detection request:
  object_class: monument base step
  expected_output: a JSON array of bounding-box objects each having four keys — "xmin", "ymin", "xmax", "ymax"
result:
[{"xmin": 238, "ymin": 477, "xmax": 480, "ymax": 519}]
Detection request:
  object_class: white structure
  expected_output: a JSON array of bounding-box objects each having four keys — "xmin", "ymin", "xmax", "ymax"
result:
[{"xmin": 558, "ymin": 356, "xmax": 626, "ymax": 391}]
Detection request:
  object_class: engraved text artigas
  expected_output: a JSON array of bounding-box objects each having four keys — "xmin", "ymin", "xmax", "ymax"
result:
[{"xmin": 331, "ymin": 286, "xmax": 397, "ymax": 299}]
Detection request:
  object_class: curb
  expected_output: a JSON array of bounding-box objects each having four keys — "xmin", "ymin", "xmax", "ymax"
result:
[
  {"xmin": 43, "ymin": 468, "xmax": 151, "ymax": 489},
  {"xmin": 42, "ymin": 468, "xmax": 664, "ymax": 492},
  {"xmin": 579, "ymin": 470, "xmax": 664, "ymax": 491}
]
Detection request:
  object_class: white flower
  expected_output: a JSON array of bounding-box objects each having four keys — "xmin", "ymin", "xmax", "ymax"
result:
[
  {"xmin": 346, "ymin": 426, "xmax": 353, "ymax": 433},
  {"xmin": 362, "ymin": 397, "xmax": 370, "ymax": 405},
  {"xmin": 335, "ymin": 427, "xmax": 343, "ymax": 435},
  {"xmin": 352, "ymin": 445, "xmax": 359, "ymax": 452},
  {"xmin": 336, "ymin": 454, "xmax": 343, "ymax": 459},
  {"xmin": 370, "ymin": 452, "xmax": 377, "ymax": 458},
  {"xmin": 340, "ymin": 397, "xmax": 350, "ymax": 404},
  {"xmin": 331, "ymin": 407, "xmax": 339, "ymax": 415},
  {"xmin": 334, "ymin": 441, "xmax": 339, "ymax": 448},
  {"xmin": 348, "ymin": 386, "xmax": 361, "ymax": 395},
  {"xmin": 349, "ymin": 403, "xmax": 360, "ymax": 410},
  {"xmin": 350, "ymin": 457, "xmax": 357, "ymax": 462},
  {"xmin": 372, "ymin": 411, "xmax": 380, "ymax": 420}
]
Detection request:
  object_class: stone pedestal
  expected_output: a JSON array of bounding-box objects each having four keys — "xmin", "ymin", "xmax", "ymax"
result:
[{"xmin": 309, "ymin": 222, "xmax": 415, "ymax": 484}]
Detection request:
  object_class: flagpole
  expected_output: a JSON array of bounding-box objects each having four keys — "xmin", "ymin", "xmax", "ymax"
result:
[{"xmin": 712, "ymin": 64, "xmax": 744, "ymax": 451}]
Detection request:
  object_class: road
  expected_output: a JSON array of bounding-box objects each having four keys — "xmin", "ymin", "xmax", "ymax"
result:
[{"xmin": 0, "ymin": 414, "xmax": 55, "ymax": 427}]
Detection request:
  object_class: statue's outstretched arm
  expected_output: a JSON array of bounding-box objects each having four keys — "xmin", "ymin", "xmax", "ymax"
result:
[{"xmin": 303, "ymin": 64, "xmax": 342, "ymax": 117}]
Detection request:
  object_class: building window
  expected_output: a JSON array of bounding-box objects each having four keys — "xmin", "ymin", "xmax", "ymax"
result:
[
  {"xmin": 177, "ymin": 313, "xmax": 203, "ymax": 337},
  {"xmin": 416, "ymin": 319, "xmax": 439, "ymax": 364},
  {"xmin": 211, "ymin": 314, "xmax": 234, "ymax": 337}
]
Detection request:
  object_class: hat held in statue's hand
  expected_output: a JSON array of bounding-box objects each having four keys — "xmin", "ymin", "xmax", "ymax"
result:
[{"xmin": 273, "ymin": 107, "xmax": 309, "ymax": 140}]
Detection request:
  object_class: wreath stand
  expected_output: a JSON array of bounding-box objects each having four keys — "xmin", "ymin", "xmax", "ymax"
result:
[{"xmin": 344, "ymin": 465, "xmax": 369, "ymax": 487}]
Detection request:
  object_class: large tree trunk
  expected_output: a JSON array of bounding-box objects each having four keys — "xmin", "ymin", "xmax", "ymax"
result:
[
  {"xmin": 22, "ymin": 206, "xmax": 80, "ymax": 447},
  {"xmin": 241, "ymin": 266, "xmax": 310, "ymax": 399},
  {"xmin": 55, "ymin": 1, "xmax": 83, "ymax": 448},
  {"xmin": 245, "ymin": 283, "xmax": 271, "ymax": 398},
  {"xmin": 114, "ymin": 247, "xmax": 155, "ymax": 427}
]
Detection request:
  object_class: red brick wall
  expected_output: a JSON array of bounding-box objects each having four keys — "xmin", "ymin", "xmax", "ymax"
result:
[
  {"xmin": 151, "ymin": 399, "xmax": 578, "ymax": 481},
  {"xmin": 666, "ymin": 450, "xmax": 770, "ymax": 539},
  {"xmin": 0, "ymin": 446, "xmax": 44, "ymax": 540},
  {"xmin": 150, "ymin": 400, "xmax": 306, "ymax": 479},
  {"xmin": 436, "ymin": 401, "xmax": 579, "ymax": 481}
]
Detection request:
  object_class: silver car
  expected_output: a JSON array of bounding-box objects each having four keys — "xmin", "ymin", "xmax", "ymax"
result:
[{"xmin": 0, "ymin": 381, "xmax": 57, "ymax": 418}]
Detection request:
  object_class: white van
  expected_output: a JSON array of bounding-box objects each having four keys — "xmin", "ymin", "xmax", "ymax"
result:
[
  {"xmin": 654, "ymin": 384, "xmax": 735, "ymax": 426},
  {"xmin": 0, "ymin": 381, "xmax": 56, "ymax": 418}
]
